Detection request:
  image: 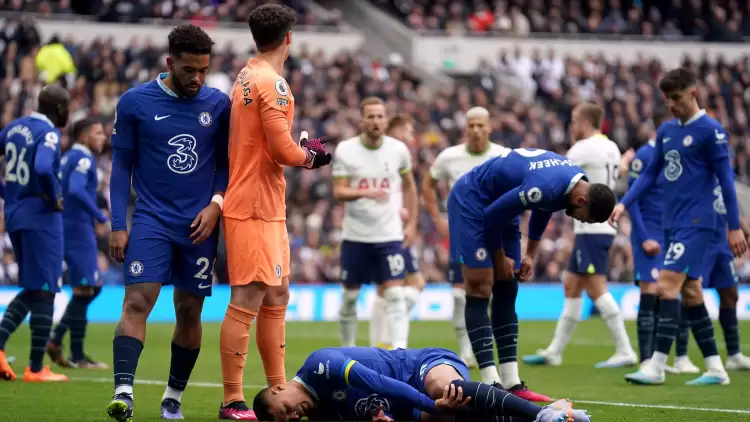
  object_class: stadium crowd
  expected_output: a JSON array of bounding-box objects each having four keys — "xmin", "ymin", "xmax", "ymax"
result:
[
  {"xmin": 1, "ymin": 16, "xmax": 750, "ymax": 286},
  {"xmin": 372, "ymin": 0, "xmax": 750, "ymax": 40}
]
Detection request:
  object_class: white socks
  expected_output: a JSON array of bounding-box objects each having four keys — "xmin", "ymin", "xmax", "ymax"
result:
[
  {"xmin": 499, "ymin": 362, "xmax": 521, "ymax": 388},
  {"xmin": 452, "ymin": 288, "xmax": 472, "ymax": 356},
  {"xmin": 404, "ymin": 286, "xmax": 421, "ymax": 314},
  {"xmin": 547, "ymin": 297, "xmax": 582, "ymax": 355},
  {"xmin": 369, "ymin": 296, "xmax": 387, "ymax": 346},
  {"xmin": 339, "ymin": 289, "xmax": 359, "ymax": 347},
  {"xmin": 115, "ymin": 385, "xmax": 133, "ymax": 397},
  {"xmin": 383, "ymin": 286, "xmax": 409, "ymax": 349},
  {"xmin": 705, "ymin": 355, "xmax": 726, "ymax": 373},
  {"xmin": 595, "ymin": 293, "xmax": 634, "ymax": 355},
  {"xmin": 480, "ymin": 366, "xmax": 502, "ymax": 385},
  {"xmin": 162, "ymin": 386, "xmax": 182, "ymax": 403}
]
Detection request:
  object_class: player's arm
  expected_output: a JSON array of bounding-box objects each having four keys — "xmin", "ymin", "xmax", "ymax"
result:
[
  {"xmin": 331, "ymin": 147, "xmax": 381, "ymax": 202},
  {"xmin": 709, "ymin": 127, "xmax": 741, "ymax": 230},
  {"xmin": 109, "ymin": 95, "xmax": 137, "ymax": 233},
  {"xmin": 257, "ymin": 78, "xmax": 309, "ymax": 167},
  {"xmin": 213, "ymin": 95, "xmax": 230, "ymax": 195},
  {"xmin": 423, "ymin": 153, "xmax": 446, "ymax": 225},
  {"xmin": 619, "ymin": 131, "xmax": 664, "ymax": 209},
  {"xmin": 400, "ymin": 148, "xmax": 418, "ymax": 234},
  {"xmin": 68, "ymin": 157, "xmax": 107, "ymax": 223},
  {"xmin": 625, "ymin": 153, "xmax": 650, "ymax": 242},
  {"xmin": 34, "ymin": 131, "xmax": 63, "ymax": 209}
]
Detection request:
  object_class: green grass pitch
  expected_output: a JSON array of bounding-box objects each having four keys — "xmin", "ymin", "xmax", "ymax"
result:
[{"xmin": 1, "ymin": 320, "xmax": 750, "ymax": 421}]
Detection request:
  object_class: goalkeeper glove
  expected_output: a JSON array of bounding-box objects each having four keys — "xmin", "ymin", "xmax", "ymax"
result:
[{"xmin": 300, "ymin": 131, "xmax": 332, "ymax": 169}]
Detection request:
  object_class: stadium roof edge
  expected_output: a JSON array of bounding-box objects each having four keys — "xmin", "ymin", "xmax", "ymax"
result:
[{"xmin": 8, "ymin": 14, "xmax": 364, "ymax": 58}]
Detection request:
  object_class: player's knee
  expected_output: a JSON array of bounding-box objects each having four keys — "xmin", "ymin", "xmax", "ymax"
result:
[
  {"xmin": 656, "ymin": 270, "xmax": 684, "ymax": 299},
  {"xmin": 425, "ymin": 365, "xmax": 463, "ymax": 399},
  {"xmin": 72, "ymin": 286, "xmax": 95, "ymax": 297},
  {"xmin": 229, "ymin": 283, "xmax": 266, "ymax": 310},
  {"xmin": 174, "ymin": 296, "xmax": 204, "ymax": 324},
  {"xmin": 463, "ymin": 269, "xmax": 493, "ymax": 298},
  {"xmin": 382, "ymin": 279, "xmax": 404, "ymax": 289},
  {"xmin": 583, "ymin": 275, "xmax": 608, "ymax": 300},
  {"xmin": 563, "ymin": 273, "xmax": 585, "ymax": 298},
  {"xmin": 122, "ymin": 288, "xmax": 158, "ymax": 318},
  {"xmin": 718, "ymin": 286, "xmax": 738, "ymax": 308},
  {"xmin": 405, "ymin": 273, "xmax": 425, "ymax": 290},
  {"xmin": 383, "ymin": 285, "xmax": 405, "ymax": 303},
  {"xmin": 264, "ymin": 284, "xmax": 290, "ymax": 306},
  {"xmin": 679, "ymin": 279, "xmax": 703, "ymax": 306},
  {"xmin": 640, "ymin": 282, "xmax": 659, "ymax": 295}
]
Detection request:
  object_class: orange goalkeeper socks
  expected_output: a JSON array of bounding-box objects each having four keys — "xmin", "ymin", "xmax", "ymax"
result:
[
  {"xmin": 256, "ymin": 305, "xmax": 287, "ymax": 386},
  {"xmin": 220, "ymin": 304, "xmax": 257, "ymax": 405}
]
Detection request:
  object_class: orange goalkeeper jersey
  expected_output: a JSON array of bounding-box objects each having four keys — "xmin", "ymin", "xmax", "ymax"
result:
[{"xmin": 224, "ymin": 58, "xmax": 307, "ymax": 221}]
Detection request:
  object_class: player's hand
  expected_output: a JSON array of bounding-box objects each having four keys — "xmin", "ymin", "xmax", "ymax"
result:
[
  {"xmin": 518, "ymin": 254, "xmax": 534, "ymax": 282},
  {"xmin": 436, "ymin": 218, "xmax": 449, "ymax": 238},
  {"xmin": 608, "ymin": 203, "xmax": 626, "ymax": 227},
  {"xmin": 190, "ymin": 201, "xmax": 221, "ymax": 244},
  {"xmin": 109, "ymin": 230, "xmax": 129, "ymax": 263},
  {"xmin": 727, "ymin": 229, "xmax": 748, "ymax": 257},
  {"xmin": 404, "ymin": 224, "xmax": 417, "ymax": 247},
  {"xmin": 641, "ymin": 239, "xmax": 661, "ymax": 256},
  {"xmin": 435, "ymin": 384, "xmax": 471, "ymax": 412},
  {"xmin": 364, "ymin": 188, "xmax": 390, "ymax": 203},
  {"xmin": 53, "ymin": 198, "xmax": 64, "ymax": 212},
  {"xmin": 370, "ymin": 406, "xmax": 394, "ymax": 422},
  {"xmin": 300, "ymin": 131, "xmax": 332, "ymax": 169}
]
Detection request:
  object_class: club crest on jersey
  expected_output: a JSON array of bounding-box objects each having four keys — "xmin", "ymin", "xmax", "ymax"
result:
[
  {"xmin": 526, "ymin": 187, "xmax": 543, "ymax": 203},
  {"xmin": 129, "ymin": 261, "xmax": 144, "ymax": 277},
  {"xmin": 682, "ymin": 135, "xmax": 693, "ymax": 147},
  {"xmin": 475, "ymin": 248, "xmax": 488, "ymax": 261},
  {"xmin": 332, "ymin": 390, "xmax": 347, "ymax": 401},
  {"xmin": 631, "ymin": 158, "xmax": 643, "ymax": 172},
  {"xmin": 275, "ymin": 79, "xmax": 289, "ymax": 96},
  {"xmin": 198, "ymin": 112, "xmax": 212, "ymax": 127}
]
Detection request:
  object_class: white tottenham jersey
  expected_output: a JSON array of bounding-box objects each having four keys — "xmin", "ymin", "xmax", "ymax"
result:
[
  {"xmin": 429, "ymin": 143, "xmax": 508, "ymax": 189},
  {"xmin": 332, "ymin": 135, "xmax": 412, "ymax": 243},
  {"xmin": 567, "ymin": 133, "xmax": 621, "ymax": 235}
]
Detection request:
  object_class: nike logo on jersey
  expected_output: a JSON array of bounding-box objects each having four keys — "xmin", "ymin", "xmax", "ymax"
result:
[
  {"xmin": 154, "ymin": 114, "xmax": 171, "ymax": 121},
  {"xmin": 197, "ymin": 282, "xmax": 212, "ymax": 289},
  {"xmin": 663, "ymin": 137, "xmax": 671, "ymax": 143},
  {"xmin": 664, "ymin": 260, "xmax": 676, "ymax": 265}
]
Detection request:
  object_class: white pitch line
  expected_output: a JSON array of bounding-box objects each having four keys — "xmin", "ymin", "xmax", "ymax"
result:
[{"xmin": 71, "ymin": 377, "xmax": 750, "ymax": 415}]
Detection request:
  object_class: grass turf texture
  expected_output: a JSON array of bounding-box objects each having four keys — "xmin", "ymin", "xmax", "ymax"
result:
[{"xmin": 1, "ymin": 320, "xmax": 749, "ymax": 421}]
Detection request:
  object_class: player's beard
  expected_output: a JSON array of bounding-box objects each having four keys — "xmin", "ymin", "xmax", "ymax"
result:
[{"xmin": 172, "ymin": 73, "xmax": 201, "ymax": 98}]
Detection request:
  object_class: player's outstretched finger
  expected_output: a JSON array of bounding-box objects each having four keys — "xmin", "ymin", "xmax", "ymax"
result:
[{"xmin": 190, "ymin": 213, "xmax": 202, "ymax": 229}]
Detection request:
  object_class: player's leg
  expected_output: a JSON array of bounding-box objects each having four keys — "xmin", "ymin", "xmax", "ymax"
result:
[
  {"xmin": 711, "ymin": 252, "xmax": 750, "ymax": 370},
  {"xmin": 523, "ymin": 270, "xmax": 583, "ymax": 366},
  {"xmin": 671, "ymin": 300, "xmax": 699, "ymax": 373},
  {"xmin": 108, "ymin": 224, "xmax": 171, "ymax": 420},
  {"xmin": 371, "ymin": 284, "xmax": 390, "ymax": 348},
  {"xmin": 403, "ymin": 248, "xmax": 424, "ymax": 314},
  {"xmin": 634, "ymin": 269, "xmax": 659, "ymax": 366},
  {"xmin": 0, "ymin": 232, "xmax": 32, "ymax": 381},
  {"xmin": 339, "ymin": 240, "xmax": 364, "ymax": 347},
  {"xmin": 218, "ymin": 217, "xmax": 281, "ymax": 419},
  {"xmin": 377, "ymin": 242, "xmax": 411, "ymax": 349},
  {"xmin": 448, "ymin": 266, "xmax": 475, "ymax": 367}
]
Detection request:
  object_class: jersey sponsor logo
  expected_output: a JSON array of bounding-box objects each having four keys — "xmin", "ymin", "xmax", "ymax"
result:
[
  {"xmin": 474, "ymin": 248, "xmax": 487, "ymax": 261},
  {"xmin": 354, "ymin": 394, "xmax": 390, "ymax": 418},
  {"xmin": 332, "ymin": 390, "xmax": 347, "ymax": 401},
  {"xmin": 154, "ymin": 114, "xmax": 171, "ymax": 121},
  {"xmin": 166, "ymin": 134, "xmax": 199, "ymax": 174},
  {"xmin": 682, "ymin": 135, "xmax": 693, "ymax": 147},
  {"xmin": 526, "ymin": 187, "xmax": 543, "ymax": 203},
  {"xmin": 275, "ymin": 79, "xmax": 289, "ymax": 96},
  {"xmin": 357, "ymin": 178, "xmax": 390, "ymax": 190},
  {"xmin": 713, "ymin": 186, "xmax": 726, "ymax": 215},
  {"xmin": 664, "ymin": 150, "xmax": 682, "ymax": 182},
  {"xmin": 198, "ymin": 112, "xmax": 212, "ymax": 127},
  {"xmin": 631, "ymin": 158, "xmax": 643, "ymax": 172},
  {"xmin": 128, "ymin": 261, "xmax": 144, "ymax": 277}
]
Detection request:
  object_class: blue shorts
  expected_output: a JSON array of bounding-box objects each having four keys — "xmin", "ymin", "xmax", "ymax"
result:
[
  {"xmin": 702, "ymin": 240, "xmax": 738, "ymax": 290},
  {"xmin": 403, "ymin": 247, "xmax": 419, "ymax": 275},
  {"xmin": 340, "ymin": 240, "xmax": 408, "ymax": 285},
  {"xmin": 567, "ymin": 234, "xmax": 614, "ymax": 275},
  {"xmin": 631, "ymin": 240, "xmax": 663, "ymax": 284},
  {"xmin": 447, "ymin": 263, "xmax": 463, "ymax": 284},
  {"xmin": 65, "ymin": 247, "xmax": 100, "ymax": 287},
  {"xmin": 124, "ymin": 222, "xmax": 218, "ymax": 297},
  {"xmin": 408, "ymin": 348, "xmax": 470, "ymax": 394},
  {"xmin": 9, "ymin": 228, "xmax": 63, "ymax": 293},
  {"xmin": 662, "ymin": 228, "xmax": 717, "ymax": 280}
]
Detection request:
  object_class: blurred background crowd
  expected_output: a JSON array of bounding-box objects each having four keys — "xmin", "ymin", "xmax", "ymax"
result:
[{"xmin": 0, "ymin": 0, "xmax": 749, "ymax": 286}]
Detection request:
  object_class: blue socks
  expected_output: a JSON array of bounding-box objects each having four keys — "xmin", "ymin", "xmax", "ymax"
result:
[
  {"xmin": 491, "ymin": 281, "xmax": 519, "ymax": 366},
  {"xmin": 719, "ymin": 308, "xmax": 740, "ymax": 356},
  {"xmin": 0, "ymin": 290, "xmax": 32, "ymax": 350},
  {"xmin": 653, "ymin": 298, "xmax": 680, "ymax": 355},
  {"xmin": 450, "ymin": 379, "xmax": 541, "ymax": 419},
  {"xmin": 686, "ymin": 304, "xmax": 719, "ymax": 358},
  {"xmin": 636, "ymin": 293, "xmax": 658, "ymax": 362},
  {"xmin": 51, "ymin": 294, "xmax": 95, "ymax": 361},
  {"xmin": 675, "ymin": 304, "xmax": 690, "ymax": 358},
  {"xmin": 29, "ymin": 292, "xmax": 55, "ymax": 372},
  {"xmin": 465, "ymin": 296, "xmax": 495, "ymax": 369},
  {"xmin": 113, "ymin": 336, "xmax": 144, "ymax": 395},
  {"xmin": 167, "ymin": 342, "xmax": 200, "ymax": 393}
]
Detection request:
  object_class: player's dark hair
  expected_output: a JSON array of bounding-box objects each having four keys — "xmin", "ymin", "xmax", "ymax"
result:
[
  {"xmin": 588, "ymin": 183, "xmax": 617, "ymax": 223},
  {"xmin": 652, "ymin": 107, "xmax": 672, "ymax": 128},
  {"xmin": 247, "ymin": 4, "xmax": 297, "ymax": 52},
  {"xmin": 252, "ymin": 388, "xmax": 274, "ymax": 421},
  {"xmin": 167, "ymin": 24, "xmax": 214, "ymax": 58},
  {"xmin": 70, "ymin": 117, "xmax": 100, "ymax": 142},
  {"xmin": 659, "ymin": 67, "xmax": 697, "ymax": 94}
]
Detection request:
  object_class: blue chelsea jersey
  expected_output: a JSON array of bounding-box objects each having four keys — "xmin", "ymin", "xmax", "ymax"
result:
[
  {"xmin": 628, "ymin": 140, "xmax": 665, "ymax": 242},
  {"xmin": 59, "ymin": 144, "xmax": 102, "ymax": 245},
  {"xmin": 111, "ymin": 74, "xmax": 230, "ymax": 235},
  {"xmin": 1, "ymin": 112, "xmax": 63, "ymax": 232},
  {"xmin": 654, "ymin": 112, "xmax": 729, "ymax": 230}
]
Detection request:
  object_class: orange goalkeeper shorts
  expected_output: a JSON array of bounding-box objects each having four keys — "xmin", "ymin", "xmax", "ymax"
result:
[{"xmin": 223, "ymin": 217, "xmax": 289, "ymax": 286}]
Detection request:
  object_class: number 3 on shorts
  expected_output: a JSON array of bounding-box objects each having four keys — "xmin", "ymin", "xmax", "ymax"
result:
[
  {"xmin": 665, "ymin": 242, "xmax": 685, "ymax": 262},
  {"xmin": 386, "ymin": 254, "xmax": 405, "ymax": 277}
]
